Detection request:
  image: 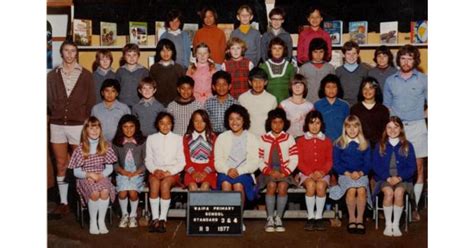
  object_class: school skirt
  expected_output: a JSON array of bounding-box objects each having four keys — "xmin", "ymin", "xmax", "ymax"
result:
[
  {"xmin": 217, "ymin": 173, "xmax": 256, "ymax": 201},
  {"xmin": 76, "ymin": 177, "xmax": 116, "ymax": 207},
  {"xmin": 329, "ymin": 175, "xmax": 372, "ymax": 208}
]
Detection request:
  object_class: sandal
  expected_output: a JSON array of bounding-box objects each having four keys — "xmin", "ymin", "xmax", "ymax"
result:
[
  {"xmin": 347, "ymin": 222, "xmax": 357, "ymax": 233},
  {"xmin": 355, "ymin": 223, "xmax": 366, "ymax": 234}
]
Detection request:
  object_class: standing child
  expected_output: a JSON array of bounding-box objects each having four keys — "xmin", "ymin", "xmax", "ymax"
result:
[
  {"xmin": 204, "ymin": 70, "xmax": 239, "ymax": 134},
  {"xmin": 91, "ymin": 79, "xmax": 131, "ymax": 141},
  {"xmin": 92, "ymin": 49, "xmax": 115, "ymax": 104},
  {"xmin": 183, "ymin": 110, "xmax": 218, "ymax": 191},
  {"xmin": 368, "ymin": 45, "xmax": 397, "ymax": 91},
  {"xmin": 186, "ymin": 43, "xmax": 217, "ymax": 104},
  {"xmin": 373, "ymin": 116, "xmax": 416, "ymax": 237},
  {"xmin": 214, "ymin": 104, "xmax": 260, "ymax": 231},
  {"xmin": 230, "ymin": 5, "xmax": 261, "ymax": 66},
  {"xmin": 314, "ymin": 74, "xmax": 350, "ymax": 141},
  {"xmin": 299, "ymin": 38, "xmax": 335, "ymax": 103},
  {"xmin": 279, "ymin": 74, "xmax": 313, "ymax": 138},
  {"xmin": 166, "ymin": 76, "xmax": 203, "ymax": 136},
  {"xmin": 329, "ymin": 115, "xmax": 372, "ymax": 235},
  {"xmin": 145, "ymin": 112, "xmax": 185, "ymax": 233},
  {"xmin": 160, "ymin": 9, "xmax": 191, "ymax": 69},
  {"xmin": 335, "ymin": 41, "xmax": 369, "ymax": 106},
  {"xmin": 132, "ymin": 77, "xmax": 165, "ymax": 136},
  {"xmin": 296, "ymin": 110, "xmax": 333, "ymax": 231},
  {"xmin": 297, "ymin": 7, "xmax": 332, "ymax": 65},
  {"xmin": 239, "ymin": 67, "xmax": 277, "ymax": 137},
  {"xmin": 260, "ymin": 37, "xmax": 296, "ymax": 104},
  {"xmin": 150, "ymin": 38, "xmax": 186, "ymax": 107},
  {"xmin": 68, "ymin": 117, "xmax": 117, "ymax": 234},
  {"xmin": 261, "ymin": 7, "xmax": 293, "ymax": 62},
  {"xmin": 112, "ymin": 115, "xmax": 147, "ymax": 228},
  {"xmin": 193, "ymin": 7, "xmax": 226, "ymax": 66},
  {"xmin": 116, "ymin": 43, "xmax": 149, "ymax": 107},
  {"xmin": 222, "ymin": 37, "xmax": 254, "ymax": 99},
  {"xmin": 259, "ymin": 108, "xmax": 298, "ymax": 232}
]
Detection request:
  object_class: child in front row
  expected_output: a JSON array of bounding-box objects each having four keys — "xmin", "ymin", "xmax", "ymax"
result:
[
  {"xmin": 214, "ymin": 104, "xmax": 260, "ymax": 231},
  {"xmin": 145, "ymin": 112, "xmax": 185, "ymax": 233},
  {"xmin": 296, "ymin": 110, "xmax": 333, "ymax": 231},
  {"xmin": 183, "ymin": 110, "xmax": 218, "ymax": 191},
  {"xmin": 259, "ymin": 108, "xmax": 298, "ymax": 232},
  {"xmin": 68, "ymin": 117, "xmax": 117, "ymax": 235},
  {"xmin": 132, "ymin": 77, "xmax": 165, "ymax": 136},
  {"xmin": 112, "ymin": 115, "xmax": 147, "ymax": 229},
  {"xmin": 222, "ymin": 37, "xmax": 254, "ymax": 99},
  {"xmin": 329, "ymin": 115, "xmax": 371, "ymax": 235},
  {"xmin": 372, "ymin": 116, "xmax": 416, "ymax": 237},
  {"xmin": 92, "ymin": 49, "xmax": 115, "ymax": 104}
]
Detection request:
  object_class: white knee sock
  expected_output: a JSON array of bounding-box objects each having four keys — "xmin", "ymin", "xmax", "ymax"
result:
[
  {"xmin": 393, "ymin": 205, "xmax": 403, "ymax": 226},
  {"xmin": 57, "ymin": 176, "xmax": 68, "ymax": 204},
  {"xmin": 159, "ymin": 199, "xmax": 171, "ymax": 221},
  {"xmin": 305, "ymin": 196, "xmax": 316, "ymax": 219},
  {"xmin": 383, "ymin": 205, "xmax": 393, "ymax": 225},
  {"xmin": 150, "ymin": 197, "xmax": 160, "ymax": 220},
  {"xmin": 315, "ymin": 196, "xmax": 326, "ymax": 220},
  {"xmin": 88, "ymin": 200, "xmax": 99, "ymax": 234},
  {"xmin": 119, "ymin": 197, "xmax": 128, "ymax": 217},
  {"xmin": 414, "ymin": 184, "xmax": 424, "ymax": 206},
  {"xmin": 98, "ymin": 198, "xmax": 109, "ymax": 234},
  {"xmin": 130, "ymin": 199, "xmax": 139, "ymax": 218}
]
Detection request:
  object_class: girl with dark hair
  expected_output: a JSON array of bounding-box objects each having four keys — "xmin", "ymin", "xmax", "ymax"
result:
[
  {"xmin": 159, "ymin": 9, "xmax": 191, "ymax": 68},
  {"xmin": 368, "ymin": 45, "xmax": 397, "ymax": 91}
]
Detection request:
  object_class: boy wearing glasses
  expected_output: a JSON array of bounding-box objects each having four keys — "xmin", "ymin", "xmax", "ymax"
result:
[{"xmin": 261, "ymin": 7, "xmax": 293, "ymax": 62}]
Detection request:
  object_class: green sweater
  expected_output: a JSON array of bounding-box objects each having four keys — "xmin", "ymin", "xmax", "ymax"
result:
[{"xmin": 260, "ymin": 60, "xmax": 295, "ymax": 104}]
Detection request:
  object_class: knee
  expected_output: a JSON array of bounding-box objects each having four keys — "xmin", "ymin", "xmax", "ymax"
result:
[
  {"xmin": 129, "ymin": 191, "xmax": 138, "ymax": 200},
  {"xmin": 357, "ymin": 188, "xmax": 366, "ymax": 197},
  {"xmin": 100, "ymin": 190, "xmax": 109, "ymax": 199},
  {"xmin": 394, "ymin": 188, "xmax": 405, "ymax": 200},
  {"xmin": 316, "ymin": 182, "xmax": 327, "ymax": 195},
  {"xmin": 346, "ymin": 188, "xmax": 356, "ymax": 198},
  {"xmin": 90, "ymin": 192, "xmax": 100, "ymax": 201},
  {"xmin": 266, "ymin": 183, "xmax": 277, "ymax": 194},
  {"xmin": 277, "ymin": 183, "xmax": 288, "ymax": 195},
  {"xmin": 233, "ymin": 183, "xmax": 244, "ymax": 192},
  {"xmin": 221, "ymin": 182, "xmax": 232, "ymax": 191}
]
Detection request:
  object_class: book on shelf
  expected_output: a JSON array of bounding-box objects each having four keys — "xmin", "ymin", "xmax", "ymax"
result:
[
  {"xmin": 73, "ymin": 19, "xmax": 92, "ymax": 46},
  {"xmin": 323, "ymin": 20, "xmax": 343, "ymax": 45},
  {"xmin": 129, "ymin": 21, "xmax": 148, "ymax": 45},
  {"xmin": 410, "ymin": 20, "xmax": 428, "ymax": 44},
  {"xmin": 100, "ymin": 22, "xmax": 117, "ymax": 46},
  {"xmin": 348, "ymin": 21, "xmax": 368, "ymax": 45},
  {"xmin": 217, "ymin": 23, "xmax": 234, "ymax": 41},
  {"xmin": 183, "ymin": 23, "xmax": 198, "ymax": 43},
  {"xmin": 155, "ymin": 21, "xmax": 166, "ymax": 45},
  {"xmin": 380, "ymin": 21, "xmax": 398, "ymax": 44}
]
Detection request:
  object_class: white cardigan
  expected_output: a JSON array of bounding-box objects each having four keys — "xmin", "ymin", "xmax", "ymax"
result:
[{"xmin": 145, "ymin": 132, "xmax": 185, "ymax": 175}]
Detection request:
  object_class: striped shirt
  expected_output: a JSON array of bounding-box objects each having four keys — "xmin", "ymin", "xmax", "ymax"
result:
[
  {"xmin": 204, "ymin": 95, "xmax": 239, "ymax": 133},
  {"xmin": 57, "ymin": 62, "xmax": 83, "ymax": 97},
  {"xmin": 166, "ymin": 98, "xmax": 202, "ymax": 136}
]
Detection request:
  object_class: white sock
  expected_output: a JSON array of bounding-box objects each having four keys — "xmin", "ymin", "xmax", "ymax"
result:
[
  {"xmin": 88, "ymin": 200, "xmax": 99, "ymax": 234},
  {"xmin": 98, "ymin": 198, "xmax": 109, "ymax": 234},
  {"xmin": 119, "ymin": 197, "xmax": 129, "ymax": 217},
  {"xmin": 315, "ymin": 196, "xmax": 326, "ymax": 219},
  {"xmin": 305, "ymin": 196, "xmax": 316, "ymax": 219},
  {"xmin": 57, "ymin": 176, "xmax": 68, "ymax": 204},
  {"xmin": 130, "ymin": 199, "xmax": 139, "ymax": 218},
  {"xmin": 393, "ymin": 205, "xmax": 403, "ymax": 226},
  {"xmin": 414, "ymin": 183, "xmax": 424, "ymax": 206},
  {"xmin": 159, "ymin": 198, "xmax": 171, "ymax": 221},
  {"xmin": 150, "ymin": 197, "xmax": 160, "ymax": 220},
  {"xmin": 383, "ymin": 205, "xmax": 393, "ymax": 225}
]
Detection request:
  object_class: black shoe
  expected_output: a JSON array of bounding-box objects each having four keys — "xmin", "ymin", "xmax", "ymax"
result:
[
  {"xmin": 314, "ymin": 219, "xmax": 327, "ymax": 231},
  {"xmin": 355, "ymin": 223, "xmax": 366, "ymax": 234},
  {"xmin": 347, "ymin": 222, "xmax": 357, "ymax": 234},
  {"xmin": 304, "ymin": 218, "xmax": 316, "ymax": 231},
  {"xmin": 157, "ymin": 220, "xmax": 167, "ymax": 233},
  {"xmin": 148, "ymin": 219, "xmax": 159, "ymax": 233}
]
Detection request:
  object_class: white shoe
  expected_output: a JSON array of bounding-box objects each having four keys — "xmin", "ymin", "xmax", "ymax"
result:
[
  {"xmin": 119, "ymin": 214, "xmax": 129, "ymax": 228},
  {"xmin": 89, "ymin": 221, "xmax": 99, "ymax": 235},
  {"xmin": 265, "ymin": 216, "xmax": 275, "ymax": 232},
  {"xmin": 274, "ymin": 216, "xmax": 285, "ymax": 232},
  {"xmin": 383, "ymin": 224, "xmax": 393, "ymax": 236},
  {"xmin": 128, "ymin": 216, "xmax": 138, "ymax": 228},
  {"xmin": 242, "ymin": 223, "xmax": 246, "ymax": 232},
  {"xmin": 98, "ymin": 221, "xmax": 109, "ymax": 234},
  {"xmin": 392, "ymin": 224, "xmax": 402, "ymax": 237}
]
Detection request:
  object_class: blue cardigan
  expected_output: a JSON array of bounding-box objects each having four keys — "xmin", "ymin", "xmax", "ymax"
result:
[
  {"xmin": 333, "ymin": 141, "xmax": 371, "ymax": 175},
  {"xmin": 372, "ymin": 141, "xmax": 416, "ymax": 182}
]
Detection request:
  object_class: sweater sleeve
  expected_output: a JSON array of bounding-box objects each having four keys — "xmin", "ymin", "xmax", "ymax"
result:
[
  {"xmin": 398, "ymin": 143, "xmax": 417, "ymax": 181},
  {"xmin": 168, "ymin": 136, "xmax": 186, "ymax": 175},
  {"xmin": 258, "ymin": 140, "xmax": 271, "ymax": 175},
  {"xmin": 183, "ymin": 136, "xmax": 197, "ymax": 174},
  {"xmin": 281, "ymin": 136, "xmax": 298, "ymax": 176},
  {"xmin": 372, "ymin": 143, "xmax": 389, "ymax": 181},
  {"xmin": 112, "ymin": 144, "xmax": 121, "ymax": 171},
  {"xmin": 73, "ymin": 167, "xmax": 87, "ymax": 179},
  {"xmin": 145, "ymin": 137, "xmax": 156, "ymax": 173},
  {"xmin": 102, "ymin": 164, "xmax": 113, "ymax": 177},
  {"xmin": 214, "ymin": 134, "xmax": 228, "ymax": 174},
  {"xmin": 85, "ymin": 71, "xmax": 96, "ymax": 117},
  {"xmin": 361, "ymin": 147, "xmax": 372, "ymax": 175},
  {"xmin": 332, "ymin": 144, "xmax": 345, "ymax": 175},
  {"xmin": 236, "ymin": 133, "xmax": 259, "ymax": 175},
  {"xmin": 319, "ymin": 139, "xmax": 333, "ymax": 175},
  {"xmin": 136, "ymin": 142, "xmax": 146, "ymax": 174},
  {"xmin": 296, "ymin": 139, "xmax": 311, "ymax": 176},
  {"xmin": 296, "ymin": 31, "xmax": 306, "ymax": 64}
]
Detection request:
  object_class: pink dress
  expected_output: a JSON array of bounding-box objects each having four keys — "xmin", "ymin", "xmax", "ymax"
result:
[{"xmin": 187, "ymin": 63, "xmax": 216, "ymax": 104}]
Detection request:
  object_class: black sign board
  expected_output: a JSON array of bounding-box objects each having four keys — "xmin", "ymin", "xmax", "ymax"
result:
[{"xmin": 187, "ymin": 191, "xmax": 242, "ymax": 236}]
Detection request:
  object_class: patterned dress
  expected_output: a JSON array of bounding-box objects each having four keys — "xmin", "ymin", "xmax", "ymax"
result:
[{"xmin": 115, "ymin": 145, "xmax": 145, "ymax": 192}]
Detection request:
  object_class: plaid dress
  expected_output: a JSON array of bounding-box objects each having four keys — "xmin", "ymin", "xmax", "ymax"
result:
[
  {"xmin": 224, "ymin": 58, "xmax": 251, "ymax": 99},
  {"xmin": 68, "ymin": 144, "xmax": 118, "ymax": 206}
]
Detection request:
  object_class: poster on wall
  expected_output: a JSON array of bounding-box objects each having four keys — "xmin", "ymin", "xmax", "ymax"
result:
[{"xmin": 46, "ymin": 14, "xmax": 69, "ymax": 70}]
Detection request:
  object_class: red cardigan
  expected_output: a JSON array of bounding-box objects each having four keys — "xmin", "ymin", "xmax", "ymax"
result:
[{"xmin": 296, "ymin": 135, "xmax": 333, "ymax": 176}]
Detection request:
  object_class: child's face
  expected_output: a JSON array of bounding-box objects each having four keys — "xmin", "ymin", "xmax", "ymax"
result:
[
  {"xmin": 399, "ymin": 54, "xmax": 415, "ymax": 73},
  {"xmin": 269, "ymin": 14, "xmax": 284, "ymax": 30},
  {"xmin": 344, "ymin": 48, "xmax": 359, "ymax": 64},
  {"xmin": 362, "ymin": 83, "xmax": 376, "ymax": 101},
  {"xmin": 271, "ymin": 118, "xmax": 284, "ymax": 135},
  {"xmin": 122, "ymin": 121, "xmax": 136, "ymax": 139},
  {"xmin": 386, "ymin": 121, "xmax": 401, "ymax": 139},
  {"xmin": 169, "ymin": 18, "xmax": 181, "ymax": 31},
  {"xmin": 271, "ymin": 44, "xmax": 284, "ymax": 60},
  {"xmin": 346, "ymin": 123, "xmax": 360, "ymax": 139},
  {"xmin": 376, "ymin": 53, "xmax": 389, "ymax": 68},
  {"xmin": 158, "ymin": 116, "xmax": 172, "ymax": 135},
  {"xmin": 160, "ymin": 47, "xmax": 173, "ymax": 62},
  {"xmin": 230, "ymin": 44, "xmax": 243, "ymax": 59},
  {"xmin": 229, "ymin": 112, "xmax": 244, "ymax": 133},
  {"xmin": 61, "ymin": 44, "xmax": 78, "ymax": 65},
  {"xmin": 291, "ymin": 82, "xmax": 305, "ymax": 96},
  {"xmin": 177, "ymin": 83, "xmax": 193, "ymax": 100},
  {"xmin": 193, "ymin": 114, "xmax": 206, "ymax": 133},
  {"xmin": 125, "ymin": 51, "xmax": 139, "ymax": 65},
  {"xmin": 86, "ymin": 124, "xmax": 101, "ymax": 140},
  {"xmin": 250, "ymin": 78, "xmax": 267, "ymax": 94},
  {"xmin": 212, "ymin": 78, "xmax": 231, "ymax": 97},
  {"xmin": 311, "ymin": 49, "xmax": 325, "ymax": 63},
  {"xmin": 308, "ymin": 118, "xmax": 322, "ymax": 135},
  {"xmin": 102, "ymin": 87, "xmax": 118, "ymax": 103},
  {"xmin": 324, "ymin": 82, "xmax": 338, "ymax": 99},
  {"xmin": 204, "ymin": 11, "xmax": 216, "ymax": 26},
  {"xmin": 307, "ymin": 10, "xmax": 323, "ymax": 28},
  {"xmin": 196, "ymin": 47, "xmax": 210, "ymax": 64},
  {"xmin": 139, "ymin": 84, "xmax": 157, "ymax": 100},
  {"xmin": 237, "ymin": 9, "xmax": 253, "ymax": 25},
  {"xmin": 99, "ymin": 54, "xmax": 112, "ymax": 70}
]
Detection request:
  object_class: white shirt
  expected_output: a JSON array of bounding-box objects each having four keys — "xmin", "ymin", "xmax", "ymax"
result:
[
  {"xmin": 238, "ymin": 90, "xmax": 277, "ymax": 136},
  {"xmin": 145, "ymin": 131, "xmax": 185, "ymax": 175}
]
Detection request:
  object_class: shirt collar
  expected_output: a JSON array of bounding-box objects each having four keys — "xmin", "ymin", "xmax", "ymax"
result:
[
  {"xmin": 304, "ymin": 131, "xmax": 326, "ymax": 140},
  {"xmin": 388, "ymin": 137, "xmax": 400, "ymax": 146},
  {"xmin": 123, "ymin": 138, "xmax": 137, "ymax": 145},
  {"xmin": 139, "ymin": 97, "xmax": 156, "ymax": 106},
  {"xmin": 348, "ymin": 138, "xmax": 360, "ymax": 144},
  {"xmin": 168, "ymin": 29, "xmax": 182, "ymax": 35},
  {"xmin": 97, "ymin": 67, "xmax": 111, "ymax": 76},
  {"xmin": 57, "ymin": 62, "xmax": 82, "ymax": 73},
  {"xmin": 395, "ymin": 69, "xmax": 420, "ymax": 79},
  {"xmin": 122, "ymin": 63, "xmax": 143, "ymax": 72},
  {"xmin": 192, "ymin": 131, "xmax": 206, "ymax": 140}
]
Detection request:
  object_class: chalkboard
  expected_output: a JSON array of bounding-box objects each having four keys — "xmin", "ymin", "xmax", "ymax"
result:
[{"xmin": 187, "ymin": 191, "xmax": 242, "ymax": 236}]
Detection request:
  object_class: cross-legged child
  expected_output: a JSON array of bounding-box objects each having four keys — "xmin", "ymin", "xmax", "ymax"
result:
[
  {"xmin": 222, "ymin": 37, "xmax": 254, "ymax": 99},
  {"xmin": 230, "ymin": 4, "xmax": 261, "ymax": 66},
  {"xmin": 132, "ymin": 77, "xmax": 165, "ymax": 136},
  {"xmin": 92, "ymin": 49, "xmax": 115, "ymax": 104}
]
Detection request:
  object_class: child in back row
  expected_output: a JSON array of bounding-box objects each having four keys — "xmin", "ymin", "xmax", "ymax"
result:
[
  {"xmin": 159, "ymin": 9, "xmax": 191, "ymax": 69},
  {"xmin": 222, "ymin": 37, "xmax": 254, "ymax": 99},
  {"xmin": 297, "ymin": 7, "xmax": 332, "ymax": 65},
  {"xmin": 259, "ymin": 108, "xmax": 298, "ymax": 233},
  {"xmin": 230, "ymin": 5, "xmax": 261, "ymax": 66},
  {"xmin": 132, "ymin": 77, "xmax": 165, "ymax": 136},
  {"xmin": 92, "ymin": 49, "xmax": 115, "ymax": 104},
  {"xmin": 187, "ymin": 42, "xmax": 216, "ymax": 104},
  {"xmin": 261, "ymin": 7, "xmax": 293, "ymax": 62},
  {"xmin": 367, "ymin": 45, "xmax": 397, "ymax": 91},
  {"xmin": 193, "ymin": 7, "xmax": 226, "ymax": 65}
]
